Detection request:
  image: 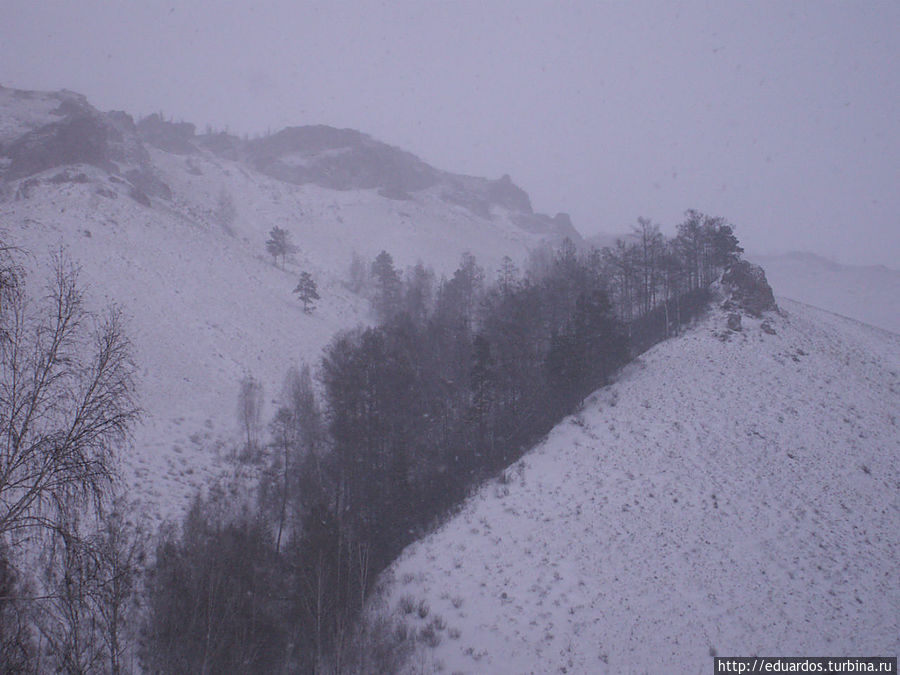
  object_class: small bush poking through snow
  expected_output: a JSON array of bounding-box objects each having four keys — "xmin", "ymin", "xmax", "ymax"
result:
[
  {"xmin": 398, "ymin": 595, "xmax": 417, "ymax": 615},
  {"xmin": 419, "ymin": 622, "xmax": 441, "ymax": 648}
]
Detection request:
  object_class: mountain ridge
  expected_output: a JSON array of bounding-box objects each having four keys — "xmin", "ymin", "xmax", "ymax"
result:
[
  {"xmin": 381, "ymin": 298, "xmax": 900, "ymax": 673},
  {"xmin": 1, "ymin": 85, "xmax": 579, "ymax": 243},
  {"xmin": 0, "ymin": 84, "xmax": 582, "ymax": 521}
]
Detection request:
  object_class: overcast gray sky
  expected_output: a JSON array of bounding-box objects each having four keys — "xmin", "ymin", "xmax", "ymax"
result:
[{"xmin": 3, "ymin": 1, "xmax": 898, "ymax": 266}]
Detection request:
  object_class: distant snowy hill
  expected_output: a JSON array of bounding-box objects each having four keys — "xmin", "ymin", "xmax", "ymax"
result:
[
  {"xmin": 381, "ymin": 300, "xmax": 900, "ymax": 673},
  {"xmin": 0, "ymin": 85, "xmax": 578, "ymax": 521},
  {"xmin": 749, "ymin": 252, "xmax": 900, "ymax": 335}
]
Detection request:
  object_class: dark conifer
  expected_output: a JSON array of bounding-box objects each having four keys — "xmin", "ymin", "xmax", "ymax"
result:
[{"xmin": 293, "ymin": 270, "xmax": 320, "ymax": 313}]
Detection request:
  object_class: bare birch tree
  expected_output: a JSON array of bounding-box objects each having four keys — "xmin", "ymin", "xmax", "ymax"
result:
[{"xmin": 0, "ymin": 248, "xmax": 138, "ymax": 540}]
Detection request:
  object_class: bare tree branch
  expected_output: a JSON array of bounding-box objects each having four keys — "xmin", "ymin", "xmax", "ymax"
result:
[{"xmin": 0, "ymin": 248, "xmax": 139, "ymax": 539}]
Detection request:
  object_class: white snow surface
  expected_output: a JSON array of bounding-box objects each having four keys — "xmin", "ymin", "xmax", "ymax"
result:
[
  {"xmin": 749, "ymin": 252, "xmax": 900, "ymax": 335},
  {"xmin": 0, "ymin": 87, "xmax": 76, "ymax": 144},
  {"xmin": 381, "ymin": 300, "xmax": 900, "ymax": 674},
  {"xmin": 1, "ymin": 145, "xmax": 543, "ymax": 522}
]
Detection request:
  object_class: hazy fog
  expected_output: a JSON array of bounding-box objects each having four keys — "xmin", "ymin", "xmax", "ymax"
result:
[{"xmin": 3, "ymin": 1, "xmax": 898, "ymax": 266}]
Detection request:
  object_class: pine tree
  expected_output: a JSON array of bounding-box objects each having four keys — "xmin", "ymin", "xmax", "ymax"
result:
[
  {"xmin": 435, "ymin": 252, "xmax": 484, "ymax": 332},
  {"xmin": 370, "ymin": 250, "xmax": 401, "ymax": 322},
  {"xmin": 294, "ymin": 271, "xmax": 320, "ymax": 314},
  {"xmin": 403, "ymin": 262, "xmax": 435, "ymax": 325},
  {"xmin": 346, "ymin": 251, "xmax": 368, "ymax": 293},
  {"xmin": 265, "ymin": 227, "xmax": 298, "ymax": 268},
  {"xmin": 711, "ymin": 223, "xmax": 743, "ymax": 269},
  {"xmin": 497, "ymin": 255, "xmax": 519, "ymax": 295}
]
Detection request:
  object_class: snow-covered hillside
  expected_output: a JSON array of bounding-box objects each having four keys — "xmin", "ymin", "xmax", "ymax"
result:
[
  {"xmin": 749, "ymin": 252, "xmax": 900, "ymax": 335},
  {"xmin": 381, "ymin": 299, "xmax": 900, "ymax": 674},
  {"xmin": 0, "ymin": 86, "xmax": 573, "ymax": 521}
]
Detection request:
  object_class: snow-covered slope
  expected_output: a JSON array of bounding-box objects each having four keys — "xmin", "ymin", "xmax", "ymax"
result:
[
  {"xmin": 0, "ymin": 86, "xmax": 574, "ymax": 521},
  {"xmin": 381, "ymin": 299, "xmax": 900, "ymax": 674},
  {"xmin": 749, "ymin": 252, "xmax": 900, "ymax": 335},
  {"xmin": 0, "ymin": 87, "xmax": 87, "ymax": 145}
]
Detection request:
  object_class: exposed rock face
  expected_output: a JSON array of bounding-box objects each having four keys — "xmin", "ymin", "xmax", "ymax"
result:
[
  {"xmin": 487, "ymin": 174, "xmax": 533, "ymax": 212},
  {"xmin": 3, "ymin": 114, "xmax": 115, "ymax": 179},
  {"xmin": 440, "ymin": 186, "xmax": 492, "ymax": 218},
  {"xmin": 721, "ymin": 260, "xmax": 778, "ymax": 317},
  {"xmin": 1, "ymin": 86, "xmax": 581, "ymax": 244},
  {"xmin": 195, "ymin": 131, "xmax": 242, "ymax": 160},
  {"xmin": 136, "ymin": 113, "xmax": 197, "ymax": 154},
  {"xmin": 243, "ymin": 125, "xmax": 438, "ymax": 193},
  {"xmin": 727, "ymin": 313, "xmax": 742, "ymax": 331},
  {"xmin": 1, "ymin": 98, "xmax": 172, "ymax": 201}
]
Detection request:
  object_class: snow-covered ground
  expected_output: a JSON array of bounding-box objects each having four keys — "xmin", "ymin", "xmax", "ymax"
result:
[
  {"xmin": 0, "ymin": 86, "xmax": 77, "ymax": 144},
  {"xmin": 4, "ymin": 86, "xmax": 898, "ymax": 674},
  {"xmin": 749, "ymin": 252, "xmax": 900, "ymax": 335},
  {"xmin": 381, "ymin": 299, "xmax": 900, "ymax": 674},
  {"xmin": 0, "ymin": 143, "xmax": 547, "ymax": 522}
]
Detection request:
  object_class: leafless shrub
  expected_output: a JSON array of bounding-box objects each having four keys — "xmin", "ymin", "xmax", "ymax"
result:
[
  {"xmin": 328, "ymin": 607, "xmax": 415, "ymax": 674},
  {"xmin": 418, "ymin": 622, "xmax": 441, "ymax": 648},
  {"xmin": 37, "ymin": 509, "xmax": 146, "ymax": 675},
  {"xmin": 398, "ymin": 595, "xmax": 417, "ymax": 615}
]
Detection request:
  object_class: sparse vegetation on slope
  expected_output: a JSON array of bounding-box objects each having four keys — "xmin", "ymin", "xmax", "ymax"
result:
[
  {"xmin": 141, "ymin": 217, "xmax": 744, "ymax": 672},
  {"xmin": 383, "ymin": 299, "xmax": 900, "ymax": 673}
]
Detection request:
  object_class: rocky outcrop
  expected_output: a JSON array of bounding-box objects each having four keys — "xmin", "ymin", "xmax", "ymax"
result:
[
  {"xmin": 243, "ymin": 125, "xmax": 438, "ymax": 193},
  {"xmin": 137, "ymin": 113, "xmax": 197, "ymax": 154},
  {"xmin": 721, "ymin": 260, "xmax": 777, "ymax": 317},
  {"xmin": 1, "ymin": 97, "xmax": 171, "ymax": 201},
  {"xmin": 3, "ymin": 114, "xmax": 115, "ymax": 179},
  {"xmin": 486, "ymin": 174, "xmax": 533, "ymax": 213},
  {"xmin": 195, "ymin": 131, "xmax": 242, "ymax": 160},
  {"xmin": 1, "ymin": 86, "xmax": 579, "ymax": 242}
]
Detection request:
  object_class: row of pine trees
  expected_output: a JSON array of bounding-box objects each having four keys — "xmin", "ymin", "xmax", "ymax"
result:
[
  {"xmin": 0, "ymin": 212, "xmax": 742, "ymax": 673},
  {"xmin": 142, "ymin": 211, "xmax": 742, "ymax": 673}
]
